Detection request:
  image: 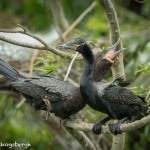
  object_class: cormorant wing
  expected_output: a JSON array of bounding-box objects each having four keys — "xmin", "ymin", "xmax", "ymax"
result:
[
  {"xmin": 11, "ymin": 76, "xmax": 77, "ymax": 103},
  {"xmin": 96, "ymin": 84, "xmax": 145, "ymax": 105}
]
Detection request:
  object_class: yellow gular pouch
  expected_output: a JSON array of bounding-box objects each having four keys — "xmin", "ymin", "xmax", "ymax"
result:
[{"xmin": 71, "ymin": 44, "xmax": 79, "ymax": 50}]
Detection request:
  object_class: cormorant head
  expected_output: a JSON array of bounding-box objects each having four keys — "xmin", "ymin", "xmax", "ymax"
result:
[
  {"xmin": 103, "ymin": 37, "xmax": 126, "ymax": 63},
  {"xmin": 57, "ymin": 38, "xmax": 94, "ymax": 58},
  {"xmin": 57, "ymin": 38, "xmax": 86, "ymax": 50}
]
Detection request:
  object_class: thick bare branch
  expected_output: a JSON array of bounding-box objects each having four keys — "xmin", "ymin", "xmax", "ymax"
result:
[
  {"xmin": 99, "ymin": 0, "xmax": 125, "ymax": 79},
  {"xmin": 99, "ymin": 0, "xmax": 128, "ymax": 149},
  {"xmin": 63, "ymin": 114, "xmax": 150, "ymax": 133},
  {"xmin": 66, "ymin": 128, "xmax": 96, "ymax": 150}
]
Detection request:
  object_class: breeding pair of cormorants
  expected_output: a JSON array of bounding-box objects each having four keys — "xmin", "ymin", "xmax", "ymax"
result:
[
  {"xmin": 59, "ymin": 38, "xmax": 146, "ymax": 135},
  {"xmin": 0, "ymin": 38, "xmax": 120, "ymax": 119},
  {"xmin": 0, "ymin": 38, "xmax": 146, "ymax": 135}
]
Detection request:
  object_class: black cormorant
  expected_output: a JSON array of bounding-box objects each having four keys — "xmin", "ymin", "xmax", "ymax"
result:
[{"xmin": 73, "ymin": 41, "xmax": 146, "ymax": 135}]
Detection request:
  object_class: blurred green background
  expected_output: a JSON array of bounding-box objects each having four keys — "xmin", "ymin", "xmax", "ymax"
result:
[{"xmin": 0, "ymin": 0, "xmax": 150, "ymax": 150}]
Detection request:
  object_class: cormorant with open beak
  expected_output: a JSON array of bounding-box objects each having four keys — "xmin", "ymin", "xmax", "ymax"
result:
[{"xmin": 62, "ymin": 38, "xmax": 146, "ymax": 135}]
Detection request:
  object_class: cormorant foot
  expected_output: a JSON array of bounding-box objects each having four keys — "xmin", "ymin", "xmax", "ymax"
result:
[
  {"xmin": 108, "ymin": 124, "xmax": 122, "ymax": 135},
  {"xmin": 92, "ymin": 122, "xmax": 104, "ymax": 135}
]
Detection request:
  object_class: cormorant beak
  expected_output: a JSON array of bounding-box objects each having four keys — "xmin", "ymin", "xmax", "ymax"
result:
[
  {"xmin": 56, "ymin": 44, "xmax": 79, "ymax": 51},
  {"xmin": 104, "ymin": 37, "xmax": 126, "ymax": 63},
  {"xmin": 104, "ymin": 48, "xmax": 126, "ymax": 63}
]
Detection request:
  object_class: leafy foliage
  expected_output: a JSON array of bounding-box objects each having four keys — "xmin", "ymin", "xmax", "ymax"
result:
[
  {"xmin": 0, "ymin": 0, "xmax": 51, "ymax": 30},
  {"xmin": 135, "ymin": 63, "xmax": 150, "ymax": 75},
  {"xmin": 130, "ymin": 85, "xmax": 150, "ymax": 97},
  {"xmin": 34, "ymin": 53, "xmax": 61, "ymax": 74}
]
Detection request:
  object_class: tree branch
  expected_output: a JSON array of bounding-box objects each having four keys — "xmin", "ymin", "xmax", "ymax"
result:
[
  {"xmin": 0, "ymin": 28, "xmax": 101, "ymax": 60},
  {"xmin": 66, "ymin": 128, "xmax": 96, "ymax": 150},
  {"xmin": 63, "ymin": 114, "xmax": 150, "ymax": 133},
  {"xmin": 0, "ymin": 27, "xmax": 83, "ymax": 60},
  {"xmin": 64, "ymin": 52, "xmax": 79, "ymax": 81},
  {"xmin": 99, "ymin": 0, "xmax": 126, "ymax": 149},
  {"xmin": 99, "ymin": 0, "xmax": 125, "ymax": 79}
]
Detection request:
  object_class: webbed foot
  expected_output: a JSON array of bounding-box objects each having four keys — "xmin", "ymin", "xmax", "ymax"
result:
[
  {"xmin": 92, "ymin": 121, "xmax": 104, "ymax": 135},
  {"xmin": 108, "ymin": 117, "xmax": 128, "ymax": 135},
  {"xmin": 108, "ymin": 124, "xmax": 122, "ymax": 135},
  {"xmin": 92, "ymin": 116, "xmax": 111, "ymax": 135}
]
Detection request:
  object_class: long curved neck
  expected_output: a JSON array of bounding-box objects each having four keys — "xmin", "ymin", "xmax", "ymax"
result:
[
  {"xmin": 80, "ymin": 46, "xmax": 97, "ymax": 107},
  {"xmin": 80, "ymin": 48, "xmax": 95, "ymax": 86}
]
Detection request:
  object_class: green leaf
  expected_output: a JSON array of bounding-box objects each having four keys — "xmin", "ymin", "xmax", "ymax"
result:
[
  {"xmin": 135, "ymin": 63, "xmax": 150, "ymax": 75},
  {"xmin": 33, "ymin": 53, "xmax": 61, "ymax": 73},
  {"xmin": 34, "ymin": 64, "xmax": 60, "ymax": 72}
]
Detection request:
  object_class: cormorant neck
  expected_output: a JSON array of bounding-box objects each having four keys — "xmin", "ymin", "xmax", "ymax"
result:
[{"xmin": 80, "ymin": 49, "xmax": 95, "ymax": 85}]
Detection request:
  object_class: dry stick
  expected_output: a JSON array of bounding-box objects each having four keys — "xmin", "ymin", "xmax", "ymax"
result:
[
  {"xmin": 99, "ymin": 0, "xmax": 125, "ymax": 150},
  {"xmin": 16, "ymin": 98, "xmax": 26, "ymax": 109},
  {"xmin": 64, "ymin": 52, "xmax": 79, "ymax": 81},
  {"xmin": 29, "ymin": 50, "xmax": 40, "ymax": 77}
]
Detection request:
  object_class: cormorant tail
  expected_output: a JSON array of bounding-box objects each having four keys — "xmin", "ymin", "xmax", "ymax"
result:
[{"xmin": 0, "ymin": 58, "xmax": 25, "ymax": 81}]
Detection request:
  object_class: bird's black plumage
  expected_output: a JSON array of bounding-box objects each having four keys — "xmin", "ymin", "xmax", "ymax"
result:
[
  {"xmin": 0, "ymin": 58, "xmax": 85, "ymax": 118},
  {"xmin": 76, "ymin": 42, "xmax": 146, "ymax": 135}
]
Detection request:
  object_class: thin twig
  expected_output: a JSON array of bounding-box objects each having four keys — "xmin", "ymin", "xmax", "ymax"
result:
[
  {"xmin": 64, "ymin": 52, "xmax": 79, "ymax": 81},
  {"xmin": 16, "ymin": 98, "xmax": 26, "ymax": 109},
  {"xmin": 29, "ymin": 50, "xmax": 39, "ymax": 77}
]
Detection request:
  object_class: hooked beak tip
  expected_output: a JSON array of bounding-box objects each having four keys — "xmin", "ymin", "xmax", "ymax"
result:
[{"xmin": 56, "ymin": 44, "xmax": 67, "ymax": 49}]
